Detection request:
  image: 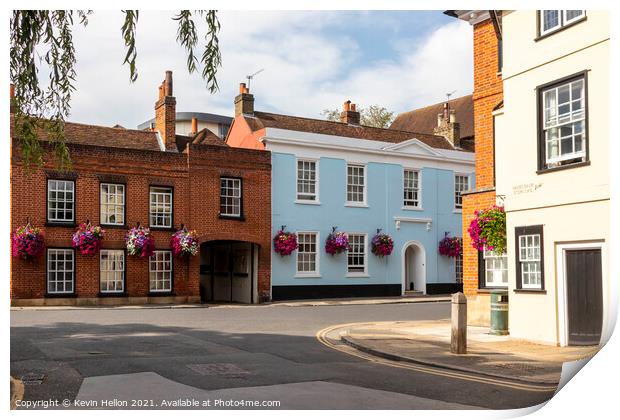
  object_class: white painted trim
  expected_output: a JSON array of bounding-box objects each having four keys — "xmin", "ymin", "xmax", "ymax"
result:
[
  {"xmin": 346, "ymin": 232, "xmax": 368, "ymax": 276},
  {"xmin": 345, "ymin": 163, "xmax": 367, "ymax": 207},
  {"xmin": 402, "ymin": 167, "xmax": 423, "ymax": 210},
  {"xmin": 556, "ymin": 241, "xmax": 606, "ymax": 347},
  {"xmin": 295, "ymin": 157, "xmax": 320, "ymax": 204},
  {"xmin": 381, "ymin": 138, "xmax": 443, "ymax": 156},
  {"xmin": 154, "ymin": 130, "xmax": 166, "ymax": 151},
  {"xmin": 295, "ymin": 231, "xmax": 321, "ymax": 278},
  {"xmin": 401, "ymin": 240, "xmax": 427, "ymax": 295}
]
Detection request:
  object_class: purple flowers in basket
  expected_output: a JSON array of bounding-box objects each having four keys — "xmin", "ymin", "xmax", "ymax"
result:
[
  {"xmin": 72, "ymin": 222, "xmax": 105, "ymax": 256},
  {"xmin": 438, "ymin": 235, "xmax": 462, "ymax": 258},
  {"xmin": 371, "ymin": 231, "xmax": 394, "ymax": 257},
  {"xmin": 170, "ymin": 227, "xmax": 199, "ymax": 257},
  {"xmin": 125, "ymin": 225, "xmax": 155, "ymax": 258},
  {"xmin": 12, "ymin": 224, "xmax": 45, "ymax": 259},
  {"xmin": 273, "ymin": 230, "xmax": 298, "ymax": 256},
  {"xmin": 325, "ymin": 230, "xmax": 349, "ymax": 256}
]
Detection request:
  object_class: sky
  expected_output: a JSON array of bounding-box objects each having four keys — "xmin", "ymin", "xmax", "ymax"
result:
[{"xmin": 64, "ymin": 11, "xmax": 473, "ymax": 128}]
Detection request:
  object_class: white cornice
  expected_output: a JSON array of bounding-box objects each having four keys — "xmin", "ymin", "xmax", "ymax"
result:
[{"xmin": 452, "ymin": 10, "xmax": 491, "ymax": 25}]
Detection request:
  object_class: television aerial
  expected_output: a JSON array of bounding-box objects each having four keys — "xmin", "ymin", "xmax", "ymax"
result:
[{"xmin": 246, "ymin": 68, "xmax": 264, "ymax": 90}]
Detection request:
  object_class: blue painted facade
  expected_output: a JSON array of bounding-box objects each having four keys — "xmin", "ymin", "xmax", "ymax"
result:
[{"xmin": 271, "ymin": 151, "xmax": 474, "ymax": 297}]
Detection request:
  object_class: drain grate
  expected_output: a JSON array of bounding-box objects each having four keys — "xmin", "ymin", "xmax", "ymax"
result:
[
  {"xmin": 21, "ymin": 373, "xmax": 46, "ymax": 385},
  {"xmin": 186, "ymin": 363, "xmax": 250, "ymax": 377}
]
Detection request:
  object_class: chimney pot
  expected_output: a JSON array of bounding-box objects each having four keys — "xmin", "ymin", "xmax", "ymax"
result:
[
  {"xmin": 351, "ymin": 103, "xmax": 357, "ymax": 112},
  {"xmin": 343, "ymin": 101, "xmax": 351, "ymax": 112},
  {"xmin": 191, "ymin": 117, "xmax": 198, "ymax": 134},
  {"xmin": 340, "ymin": 100, "xmax": 360, "ymax": 125},
  {"xmin": 239, "ymin": 83, "xmax": 247, "ymax": 94},
  {"xmin": 164, "ymin": 70, "xmax": 173, "ymax": 96}
]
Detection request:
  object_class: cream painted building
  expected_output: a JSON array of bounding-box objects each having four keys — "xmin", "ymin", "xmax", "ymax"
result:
[{"xmin": 494, "ymin": 10, "xmax": 610, "ymax": 345}]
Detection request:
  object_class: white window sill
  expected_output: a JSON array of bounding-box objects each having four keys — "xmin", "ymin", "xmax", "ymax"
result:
[
  {"xmin": 453, "ymin": 209, "xmax": 463, "ymax": 213},
  {"xmin": 402, "ymin": 206, "xmax": 423, "ymax": 212},
  {"xmin": 346, "ymin": 273, "xmax": 369, "ymax": 278},
  {"xmin": 294, "ymin": 273, "xmax": 321, "ymax": 278},
  {"xmin": 295, "ymin": 200, "xmax": 321, "ymax": 206},
  {"xmin": 345, "ymin": 202, "xmax": 368, "ymax": 208}
]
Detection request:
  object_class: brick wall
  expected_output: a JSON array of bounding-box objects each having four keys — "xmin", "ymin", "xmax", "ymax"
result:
[
  {"xmin": 10, "ymin": 140, "xmax": 272, "ymax": 303},
  {"xmin": 462, "ymin": 18, "xmax": 503, "ymax": 297}
]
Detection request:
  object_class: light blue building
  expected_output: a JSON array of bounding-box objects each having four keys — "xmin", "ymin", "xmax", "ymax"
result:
[{"xmin": 226, "ymin": 92, "xmax": 475, "ymax": 300}]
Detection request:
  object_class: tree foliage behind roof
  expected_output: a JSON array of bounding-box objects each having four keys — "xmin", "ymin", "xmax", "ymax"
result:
[
  {"xmin": 321, "ymin": 105, "xmax": 395, "ymax": 129},
  {"xmin": 10, "ymin": 10, "xmax": 221, "ymax": 170}
]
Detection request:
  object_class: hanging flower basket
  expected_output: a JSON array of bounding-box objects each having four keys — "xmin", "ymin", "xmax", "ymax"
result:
[
  {"xmin": 371, "ymin": 231, "xmax": 394, "ymax": 257},
  {"xmin": 468, "ymin": 205, "xmax": 506, "ymax": 254},
  {"xmin": 72, "ymin": 222, "xmax": 105, "ymax": 256},
  {"xmin": 125, "ymin": 225, "xmax": 155, "ymax": 258},
  {"xmin": 12, "ymin": 224, "xmax": 45, "ymax": 259},
  {"xmin": 325, "ymin": 229, "xmax": 349, "ymax": 256},
  {"xmin": 170, "ymin": 227, "xmax": 199, "ymax": 257},
  {"xmin": 438, "ymin": 235, "xmax": 462, "ymax": 257},
  {"xmin": 273, "ymin": 230, "xmax": 298, "ymax": 256}
]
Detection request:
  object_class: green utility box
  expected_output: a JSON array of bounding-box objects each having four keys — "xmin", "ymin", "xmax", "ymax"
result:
[{"xmin": 490, "ymin": 289, "xmax": 509, "ymax": 335}]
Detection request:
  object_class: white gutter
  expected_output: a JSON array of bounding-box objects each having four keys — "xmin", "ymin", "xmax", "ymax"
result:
[{"xmin": 154, "ymin": 130, "xmax": 166, "ymax": 151}]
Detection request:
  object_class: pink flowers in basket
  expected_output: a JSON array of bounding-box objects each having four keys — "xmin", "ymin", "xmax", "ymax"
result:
[
  {"xmin": 170, "ymin": 227, "xmax": 199, "ymax": 257},
  {"xmin": 72, "ymin": 222, "xmax": 105, "ymax": 256},
  {"xmin": 273, "ymin": 229, "xmax": 298, "ymax": 256},
  {"xmin": 371, "ymin": 231, "xmax": 394, "ymax": 257},
  {"xmin": 125, "ymin": 225, "xmax": 155, "ymax": 258},
  {"xmin": 325, "ymin": 229, "xmax": 349, "ymax": 256},
  {"xmin": 438, "ymin": 235, "xmax": 462, "ymax": 258},
  {"xmin": 12, "ymin": 224, "xmax": 45, "ymax": 259},
  {"xmin": 468, "ymin": 205, "xmax": 506, "ymax": 254}
]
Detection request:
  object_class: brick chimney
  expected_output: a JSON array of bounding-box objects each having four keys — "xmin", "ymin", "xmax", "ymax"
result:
[
  {"xmin": 10, "ymin": 83, "xmax": 16, "ymax": 114},
  {"xmin": 154, "ymin": 70, "xmax": 176, "ymax": 150},
  {"xmin": 340, "ymin": 100, "xmax": 360, "ymax": 125},
  {"xmin": 234, "ymin": 83, "xmax": 254, "ymax": 116},
  {"xmin": 434, "ymin": 102, "xmax": 461, "ymax": 148}
]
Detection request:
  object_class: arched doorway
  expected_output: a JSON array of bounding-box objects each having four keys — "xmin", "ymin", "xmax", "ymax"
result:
[
  {"xmin": 199, "ymin": 241, "xmax": 259, "ymax": 304},
  {"xmin": 402, "ymin": 241, "xmax": 426, "ymax": 295}
]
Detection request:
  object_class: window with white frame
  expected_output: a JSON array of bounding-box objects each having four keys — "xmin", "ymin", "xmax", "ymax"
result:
[
  {"xmin": 149, "ymin": 251, "xmax": 172, "ymax": 292},
  {"xmin": 403, "ymin": 169, "xmax": 420, "ymax": 208},
  {"xmin": 346, "ymin": 164, "xmax": 365, "ymax": 204},
  {"xmin": 220, "ymin": 177, "xmax": 242, "ymax": 217},
  {"xmin": 455, "ymin": 254, "xmax": 463, "ymax": 284},
  {"xmin": 519, "ymin": 235, "xmax": 542, "ymax": 289},
  {"xmin": 100, "ymin": 250, "xmax": 125, "ymax": 293},
  {"xmin": 454, "ymin": 175, "xmax": 469, "ymax": 209},
  {"xmin": 149, "ymin": 186, "xmax": 173, "ymax": 227},
  {"xmin": 540, "ymin": 75, "xmax": 586, "ymax": 168},
  {"xmin": 47, "ymin": 179, "xmax": 75, "ymax": 223},
  {"xmin": 540, "ymin": 10, "xmax": 585, "ymax": 36},
  {"xmin": 347, "ymin": 234, "xmax": 367, "ymax": 274},
  {"xmin": 296, "ymin": 232, "xmax": 318, "ymax": 275},
  {"xmin": 47, "ymin": 249, "xmax": 74, "ymax": 294},
  {"xmin": 100, "ymin": 183, "xmax": 125, "ymax": 225},
  {"xmin": 297, "ymin": 160, "xmax": 317, "ymax": 202},
  {"xmin": 484, "ymin": 249, "xmax": 508, "ymax": 287}
]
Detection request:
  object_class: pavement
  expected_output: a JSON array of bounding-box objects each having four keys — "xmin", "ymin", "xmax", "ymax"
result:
[
  {"xmin": 10, "ymin": 294, "xmax": 451, "ymax": 311},
  {"xmin": 10, "ymin": 302, "xmax": 559, "ymax": 410},
  {"xmin": 332, "ymin": 320, "xmax": 599, "ymax": 385}
]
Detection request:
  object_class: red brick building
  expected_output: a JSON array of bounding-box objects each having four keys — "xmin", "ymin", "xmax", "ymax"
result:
[
  {"xmin": 10, "ymin": 72, "xmax": 272, "ymax": 306},
  {"xmin": 446, "ymin": 11, "xmax": 504, "ymax": 325}
]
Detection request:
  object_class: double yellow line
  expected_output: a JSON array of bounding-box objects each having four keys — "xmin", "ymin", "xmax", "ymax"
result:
[{"xmin": 316, "ymin": 323, "xmax": 559, "ymax": 393}]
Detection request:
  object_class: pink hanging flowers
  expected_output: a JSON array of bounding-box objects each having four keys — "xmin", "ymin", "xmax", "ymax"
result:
[
  {"xmin": 273, "ymin": 229, "xmax": 298, "ymax": 256},
  {"xmin": 72, "ymin": 222, "xmax": 105, "ymax": 256},
  {"xmin": 170, "ymin": 227, "xmax": 199, "ymax": 257},
  {"xmin": 371, "ymin": 230, "xmax": 394, "ymax": 257},
  {"xmin": 468, "ymin": 205, "xmax": 506, "ymax": 253},
  {"xmin": 125, "ymin": 225, "xmax": 155, "ymax": 258},
  {"xmin": 12, "ymin": 224, "xmax": 45, "ymax": 259},
  {"xmin": 438, "ymin": 235, "xmax": 462, "ymax": 257},
  {"xmin": 325, "ymin": 229, "xmax": 349, "ymax": 256}
]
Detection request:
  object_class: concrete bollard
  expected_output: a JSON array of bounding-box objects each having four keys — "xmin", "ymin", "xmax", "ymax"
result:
[{"xmin": 451, "ymin": 292, "xmax": 467, "ymax": 354}]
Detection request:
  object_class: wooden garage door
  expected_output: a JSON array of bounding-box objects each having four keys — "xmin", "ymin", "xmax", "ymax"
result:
[{"xmin": 566, "ymin": 249, "xmax": 603, "ymax": 346}]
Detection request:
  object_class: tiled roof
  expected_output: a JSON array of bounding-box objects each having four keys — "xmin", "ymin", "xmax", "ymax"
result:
[
  {"xmin": 10, "ymin": 115, "xmax": 163, "ymax": 152},
  {"xmin": 390, "ymin": 95, "xmax": 474, "ymax": 141},
  {"xmin": 191, "ymin": 128, "xmax": 228, "ymax": 147},
  {"xmin": 243, "ymin": 111, "xmax": 457, "ymax": 150}
]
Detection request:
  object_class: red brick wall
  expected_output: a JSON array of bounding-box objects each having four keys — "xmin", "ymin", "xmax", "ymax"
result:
[
  {"xmin": 462, "ymin": 18, "xmax": 503, "ymax": 297},
  {"xmin": 10, "ymin": 140, "xmax": 272, "ymax": 302}
]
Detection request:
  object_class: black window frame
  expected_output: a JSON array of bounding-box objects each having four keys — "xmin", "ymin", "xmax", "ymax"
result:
[
  {"xmin": 148, "ymin": 185, "xmax": 175, "ymax": 230},
  {"xmin": 477, "ymin": 250, "xmax": 509, "ymax": 290},
  {"xmin": 219, "ymin": 176, "xmax": 244, "ymax": 221},
  {"xmin": 514, "ymin": 225, "xmax": 546, "ymax": 293},
  {"xmin": 536, "ymin": 70, "xmax": 590, "ymax": 174},
  {"xmin": 45, "ymin": 247, "xmax": 76, "ymax": 297},
  {"xmin": 46, "ymin": 177, "xmax": 77, "ymax": 227},
  {"xmin": 535, "ymin": 10, "xmax": 587, "ymax": 41}
]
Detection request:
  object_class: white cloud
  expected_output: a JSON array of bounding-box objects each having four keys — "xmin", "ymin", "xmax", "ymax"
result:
[{"xmin": 65, "ymin": 11, "xmax": 472, "ymax": 128}]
